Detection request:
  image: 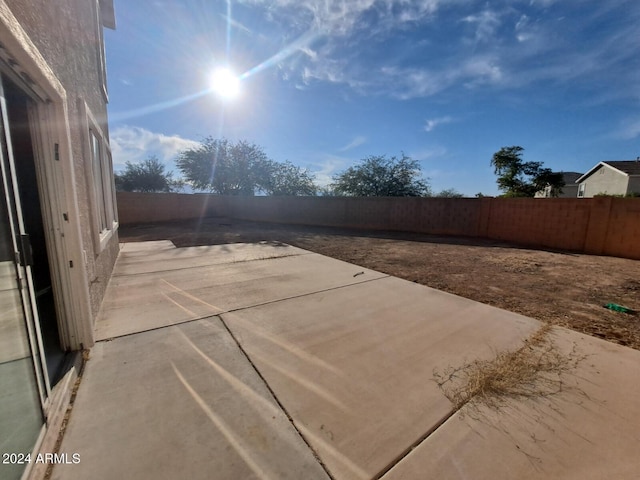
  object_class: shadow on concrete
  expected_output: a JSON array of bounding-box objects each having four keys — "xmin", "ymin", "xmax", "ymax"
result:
[{"xmin": 119, "ymin": 216, "xmax": 580, "ymax": 256}]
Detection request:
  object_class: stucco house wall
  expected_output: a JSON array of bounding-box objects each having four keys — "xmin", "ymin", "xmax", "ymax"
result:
[
  {"xmin": 579, "ymin": 164, "xmax": 629, "ymax": 197},
  {"xmin": 578, "ymin": 161, "xmax": 640, "ymax": 198},
  {"xmin": 5, "ymin": 0, "xmax": 119, "ymax": 318},
  {"xmin": 0, "ymin": 1, "xmax": 119, "ymax": 475}
]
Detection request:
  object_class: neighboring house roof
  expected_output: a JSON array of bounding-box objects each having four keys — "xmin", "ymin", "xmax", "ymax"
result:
[
  {"xmin": 576, "ymin": 161, "xmax": 640, "ymax": 183},
  {"xmin": 534, "ymin": 171, "xmax": 582, "ymax": 197},
  {"xmin": 560, "ymin": 172, "xmax": 583, "ymax": 184}
]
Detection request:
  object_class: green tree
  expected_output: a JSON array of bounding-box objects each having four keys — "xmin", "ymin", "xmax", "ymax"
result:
[
  {"xmin": 490, "ymin": 146, "xmax": 564, "ymax": 197},
  {"xmin": 263, "ymin": 160, "xmax": 318, "ymax": 196},
  {"xmin": 435, "ymin": 188, "xmax": 464, "ymax": 198},
  {"xmin": 331, "ymin": 154, "xmax": 430, "ymax": 197},
  {"xmin": 114, "ymin": 156, "xmax": 182, "ymax": 193},
  {"xmin": 176, "ymin": 138, "xmax": 270, "ymax": 195},
  {"xmin": 317, "ymin": 186, "xmax": 336, "ymax": 196},
  {"xmin": 176, "ymin": 138, "xmax": 317, "ymax": 195}
]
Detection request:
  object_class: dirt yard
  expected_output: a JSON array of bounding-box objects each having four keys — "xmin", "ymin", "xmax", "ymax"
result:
[{"xmin": 119, "ymin": 217, "xmax": 640, "ymax": 351}]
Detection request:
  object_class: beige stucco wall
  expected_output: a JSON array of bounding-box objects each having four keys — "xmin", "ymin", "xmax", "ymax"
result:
[
  {"xmin": 581, "ymin": 165, "xmax": 630, "ymax": 197},
  {"xmin": 6, "ymin": 0, "xmax": 119, "ymax": 317}
]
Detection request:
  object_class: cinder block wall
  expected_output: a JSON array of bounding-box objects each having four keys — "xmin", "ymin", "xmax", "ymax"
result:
[
  {"xmin": 116, "ymin": 193, "xmax": 640, "ymax": 260},
  {"xmin": 601, "ymin": 198, "xmax": 640, "ymax": 259},
  {"xmin": 483, "ymin": 198, "xmax": 593, "ymax": 252},
  {"xmin": 117, "ymin": 192, "xmax": 223, "ymax": 224},
  {"xmin": 214, "ymin": 196, "xmax": 485, "ymax": 236}
]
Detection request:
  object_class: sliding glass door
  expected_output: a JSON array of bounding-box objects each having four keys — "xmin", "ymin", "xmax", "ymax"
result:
[{"xmin": 0, "ymin": 73, "xmax": 48, "ymax": 480}]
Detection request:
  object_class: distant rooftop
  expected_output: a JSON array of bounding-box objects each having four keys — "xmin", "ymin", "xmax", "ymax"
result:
[
  {"xmin": 577, "ymin": 160, "xmax": 640, "ymax": 183},
  {"xmin": 559, "ymin": 172, "xmax": 583, "ymax": 184},
  {"xmin": 603, "ymin": 160, "xmax": 640, "ymax": 176}
]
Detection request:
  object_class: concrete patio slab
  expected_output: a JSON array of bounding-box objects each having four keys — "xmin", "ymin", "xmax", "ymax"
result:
[
  {"xmin": 95, "ymin": 245, "xmax": 386, "ymax": 341},
  {"xmin": 53, "ymin": 241, "xmax": 640, "ymax": 480},
  {"xmin": 221, "ymin": 276, "xmax": 541, "ymax": 480},
  {"xmin": 52, "ymin": 317, "xmax": 330, "ymax": 480},
  {"xmin": 379, "ymin": 328, "xmax": 640, "ymax": 480},
  {"xmin": 114, "ymin": 241, "xmax": 311, "ymax": 276},
  {"xmin": 119, "ymin": 240, "xmax": 176, "ymax": 253}
]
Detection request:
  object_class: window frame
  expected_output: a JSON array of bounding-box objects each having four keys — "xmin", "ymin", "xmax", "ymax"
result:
[
  {"xmin": 82, "ymin": 101, "xmax": 117, "ymax": 253},
  {"xmin": 92, "ymin": 0, "xmax": 109, "ymax": 102},
  {"xmin": 577, "ymin": 183, "xmax": 586, "ymax": 198}
]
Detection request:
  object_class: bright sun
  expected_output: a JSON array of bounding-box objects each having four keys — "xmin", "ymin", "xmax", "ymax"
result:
[{"xmin": 210, "ymin": 67, "xmax": 240, "ymax": 100}]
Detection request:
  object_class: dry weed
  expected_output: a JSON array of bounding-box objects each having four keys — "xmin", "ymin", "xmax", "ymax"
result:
[{"xmin": 434, "ymin": 324, "xmax": 582, "ymax": 411}]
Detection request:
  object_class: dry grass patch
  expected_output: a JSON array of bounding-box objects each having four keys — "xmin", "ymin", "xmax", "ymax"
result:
[{"xmin": 434, "ymin": 324, "xmax": 582, "ymax": 411}]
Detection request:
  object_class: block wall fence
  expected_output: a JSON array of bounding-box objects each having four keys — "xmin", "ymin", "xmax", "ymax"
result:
[{"xmin": 116, "ymin": 192, "xmax": 640, "ymax": 260}]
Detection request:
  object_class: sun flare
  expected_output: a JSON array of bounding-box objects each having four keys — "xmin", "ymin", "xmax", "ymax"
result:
[{"xmin": 210, "ymin": 67, "xmax": 240, "ymax": 100}]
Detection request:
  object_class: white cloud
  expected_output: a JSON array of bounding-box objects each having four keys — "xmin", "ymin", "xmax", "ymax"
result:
[
  {"xmin": 462, "ymin": 9, "xmax": 502, "ymax": 44},
  {"xmin": 302, "ymin": 63, "xmax": 344, "ymax": 85},
  {"xmin": 219, "ymin": 14, "xmax": 253, "ymax": 36},
  {"xmin": 110, "ymin": 126, "xmax": 200, "ymax": 171},
  {"xmin": 514, "ymin": 14, "xmax": 533, "ymax": 42},
  {"xmin": 239, "ymin": 1, "xmax": 508, "ymax": 97},
  {"xmin": 379, "ymin": 66, "xmax": 445, "ymax": 99},
  {"xmin": 307, "ymin": 154, "xmax": 351, "ymax": 187},
  {"xmin": 338, "ymin": 135, "xmax": 367, "ymax": 151},
  {"xmin": 241, "ymin": 0, "xmax": 442, "ymax": 37},
  {"xmin": 408, "ymin": 146, "xmax": 447, "ymax": 161},
  {"xmin": 461, "ymin": 56, "xmax": 504, "ymax": 87},
  {"xmin": 529, "ymin": 0, "xmax": 558, "ymax": 6},
  {"xmin": 424, "ymin": 116, "xmax": 453, "ymax": 132},
  {"xmin": 299, "ymin": 46, "xmax": 318, "ymax": 60},
  {"xmin": 379, "ymin": 55, "xmax": 504, "ymax": 100},
  {"xmin": 251, "ymin": 0, "xmax": 448, "ymax": 92},
  {"xmin": 241, "ymin": 0, "xmax": 640, "ymax": 104}
]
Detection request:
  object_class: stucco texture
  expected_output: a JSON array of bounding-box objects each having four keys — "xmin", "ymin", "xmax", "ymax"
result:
[
  {"xmin": 581, "ymin": 165, "xmax": 630, "ymax": 197},
  {"xmin": 6, "ymin": 0, "xmax": 119, "ymax": 317}
]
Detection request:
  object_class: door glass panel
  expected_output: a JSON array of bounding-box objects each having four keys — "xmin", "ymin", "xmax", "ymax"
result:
[
  {"xmin": 0, "ymin": 75, "xmax": 44, "ymax": 480},
  {"xmin": 0, "ymin": 211, "xmax": 43, "ymax": 480}
]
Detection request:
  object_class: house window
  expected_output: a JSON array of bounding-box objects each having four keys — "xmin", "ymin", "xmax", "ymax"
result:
[
  {"xmin": 578, "ymin": 184, "xmax": 585, "ymax": 198},
  {"xmin": 89, "ymin": 130, "xmax": 108, "ymax": 232},
  {"xmin": 84, "ymin": 103, "xmax": 117, "ymax": 251},
  {"xmin": 93, "ymin": 0, "xmax": 108, "ymax": 101}
]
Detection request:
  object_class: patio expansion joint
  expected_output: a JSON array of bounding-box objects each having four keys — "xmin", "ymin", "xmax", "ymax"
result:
[
  {"xmin": 223, "ymin": 274, "xmax": 391, "ymax": 316},
  {"xmin": 375, "ymin": 408, "xmax": 458, "ymax": 480},
  {"xmin": 95, "ymin": 275, "xmax": 390, "ymax": 343},
  {"xmin": 95, "ymin": 315, "xmax": 225, "ymax": 343},
  {"xmin": 215, "ymin": 312, "xmax": 338, "ymax": 480},
  {"xmin": 110, "ymin": 251, "xmax": 314, "ymax": 278}
]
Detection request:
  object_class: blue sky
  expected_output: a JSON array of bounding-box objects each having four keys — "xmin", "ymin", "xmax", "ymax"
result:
[{"xmin": 105, "ymin": 0, "xmax": 640, "ymax": 196}]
